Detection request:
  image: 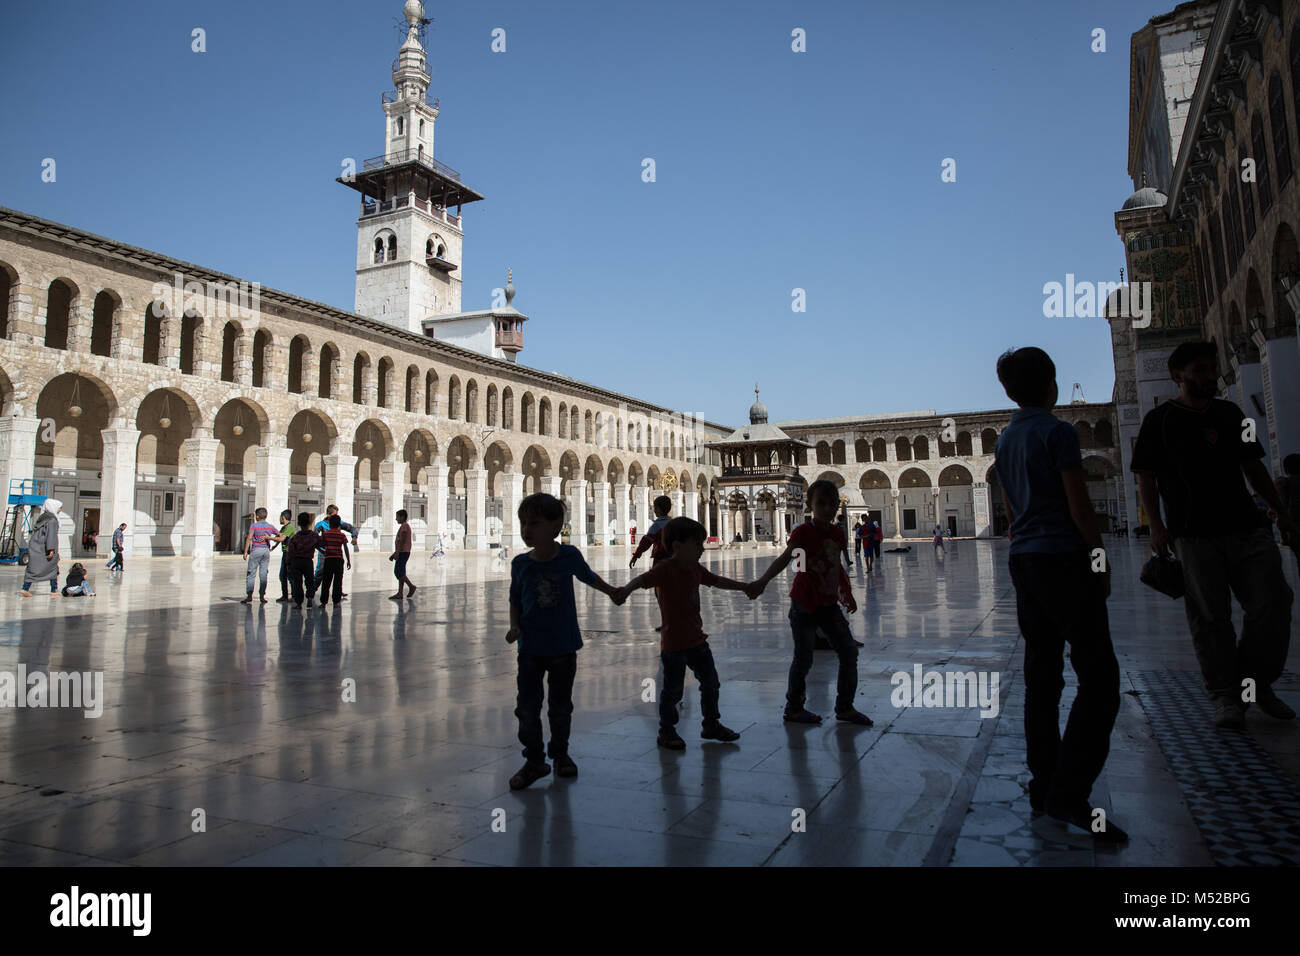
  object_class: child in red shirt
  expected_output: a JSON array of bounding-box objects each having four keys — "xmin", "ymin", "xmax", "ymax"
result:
[
  {"xmin": 753, "ymin": 480, "xmax": 872, "ymax": 726},
  {"xmin": 616, "ymin": 516, "xmax": 756, "ymax": 750}
]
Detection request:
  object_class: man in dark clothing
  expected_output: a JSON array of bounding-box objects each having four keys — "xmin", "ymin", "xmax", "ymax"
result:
[
  {"xmin": 285, "ymin": 512, "xmax": 321, "ymax": 608},
  {"xmin": 1133, "ymin": 341, "xmax": 1296, "ymax": 729}
]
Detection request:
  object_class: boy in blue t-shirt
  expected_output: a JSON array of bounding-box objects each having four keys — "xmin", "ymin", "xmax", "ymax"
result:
[
  {"xmin": 506, "ymin": 492, "xmax": 622, "ymax": 790},
  {"xmin": 993, "ymin": 347, "xmax": 1125, "ymax": 844}
]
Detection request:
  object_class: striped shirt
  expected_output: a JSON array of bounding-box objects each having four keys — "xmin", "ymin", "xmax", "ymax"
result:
[
  {"xmin": 248, "ymin": 521, "xmax": 278, "ymax": 551},
  {"xmin": 320, "ymin": 528, "xmax": 349, "ymax": 559}
]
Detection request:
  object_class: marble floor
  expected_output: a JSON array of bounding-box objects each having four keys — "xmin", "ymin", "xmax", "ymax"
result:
[{"xmin": 1, "ymin": 538, "xmax": 1297, "ymax": 867}]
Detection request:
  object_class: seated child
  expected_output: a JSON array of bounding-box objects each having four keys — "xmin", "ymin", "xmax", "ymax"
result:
[
  {"xmin": 616, "ymin": 517, "xmax": 756, "ymax": 750},
  {"xmin": 506, "ymin": 492, "xmax": 622, "ymax": 790},
  {"xmin": 61, "ymin": 563, "xmax": 95, "ymax": 597}
]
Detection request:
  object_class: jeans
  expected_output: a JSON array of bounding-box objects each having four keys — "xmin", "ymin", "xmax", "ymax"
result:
[
  {"xmin": 245, "ymin": 547, "xmax": 271, "ymax": 596},
  {"xmin": 515, "ymin": 652, "xmax": 577, "ymax": 763},
  {"xmin": 289, "ymin": 556, "xmax": 316, "ymax": 605},
  {"xmin": 319, "ymin": 557, "xmax": 345, "ymax": 604},
  {"xmin": 62, "ymin": 582, "xmax": 94, "ymax": 596},
  {"xmin": 109, "ymin": 548, "xmax": 123, "ymax": 571},
  {"xmin": 22, "ymin": 579, "xmax": 58, "ymax": 593},
  {"xmin": 279, "ymin": 554, "xmax": 291, "ymax": 598},
  {"xmin": 659, "ymin": 641, "xmax": 721, "ymax": 731},
  {"xmin": 1174, "ymin": 528, "xmax": 1293, "ymax": 703},
  {"xmin": 787, "ymin": 604, "xmax": 858, "ymax": 713},
  {"xmin": 1009, "ymin": 550, "xmax": 1120, "ymax": 810}
]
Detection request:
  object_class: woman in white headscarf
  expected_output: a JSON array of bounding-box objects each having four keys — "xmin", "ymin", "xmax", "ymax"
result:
[{"xmin": 20, "ymin": 498, "xmax": 62, "ymax": 597}]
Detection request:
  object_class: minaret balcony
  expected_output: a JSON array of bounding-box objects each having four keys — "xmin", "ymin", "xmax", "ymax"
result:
[
  {"xmin": 426, "ymin": 255, "xmax": 458, "ymax": 273},
  {"xmin": 382, "ymin": 89, "xmax": 439, "ymax": 109},
  {"xmin": 495, "ymin": 328, "xmax": 524, "ymax": 350},
  {"xmin": 362, "ymin": 149, "xmax": 461, "ymax": 182}
]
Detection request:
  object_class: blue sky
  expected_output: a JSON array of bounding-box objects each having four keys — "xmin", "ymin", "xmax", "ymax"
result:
[{"xmin": 0, "ymin": 0, "xmax": 1164, "ymax": 427}]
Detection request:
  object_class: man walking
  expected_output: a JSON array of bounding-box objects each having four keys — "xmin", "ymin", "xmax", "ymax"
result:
[
  {"xmin": 241, "ymin": 508, "xmax": 284, "ymax": 605},
  {"xmin": 1132, "ymin": 341, "xmax": 1296, "ymax": 729},
  {"xmin": 107, "ymin": 523, "xmax": 127, "ymax": 573}
]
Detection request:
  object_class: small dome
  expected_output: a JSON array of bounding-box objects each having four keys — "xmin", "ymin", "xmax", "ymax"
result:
[
  {"xmin": 1122, "ymin": 187, "xmax": 1167, "ymax": 211},
  {"xmin": 749, "ymin": 387, "xmax": 768, "ymax": 425}
]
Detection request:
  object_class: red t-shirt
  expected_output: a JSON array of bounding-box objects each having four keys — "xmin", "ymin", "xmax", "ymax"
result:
[
  {"xmin": 787, "ymin": 521, "xmax": 852, "ymax": 611},
  {"xmin": 321, "ymin": 528, "xmax": 349, "ymax": 560},
  {"xmin": 643, "ymin": 560, "xmax": 722, "ymax": 652}
]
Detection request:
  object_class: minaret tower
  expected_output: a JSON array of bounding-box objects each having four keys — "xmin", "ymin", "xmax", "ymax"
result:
[{"xmin": 338, "ymin": 1, "xmax": 485, "ymax": 333}]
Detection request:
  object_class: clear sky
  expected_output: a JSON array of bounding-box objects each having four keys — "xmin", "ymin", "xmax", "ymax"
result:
[{"xmin": 0, "ymin": 0, "xmax": 1167, "ymax": 427}]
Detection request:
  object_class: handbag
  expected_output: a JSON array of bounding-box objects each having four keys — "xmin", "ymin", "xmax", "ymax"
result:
[{"xmin": 1140, "ymin": 554, "xmax": 1185, "ymax": 599}]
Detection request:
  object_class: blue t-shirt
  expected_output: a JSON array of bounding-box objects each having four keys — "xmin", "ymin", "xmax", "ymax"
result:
[
  {"xmin": 994, "ymin": 408, "xmax": 1086, "ymax": 555},
  {"xmin": 509, "ymin": 545, "xmax": 598, "ymax": 656}
]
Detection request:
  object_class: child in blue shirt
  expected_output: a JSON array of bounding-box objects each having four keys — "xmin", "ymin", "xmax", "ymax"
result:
[
  {"xmin": 507, "ymin": 492, "xmax": 622, "ymax": 790},
  {"xmin": 994, "ymin": 347, "xmax": 1125, "ymax": 844}
]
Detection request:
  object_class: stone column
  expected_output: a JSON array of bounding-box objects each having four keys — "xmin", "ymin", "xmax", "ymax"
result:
[
  {"xmin": 683, "ymin": 490, "xmax": 698, "ymax": 527},
  {"xmin": 101, "ymin": 427, "xmax": 140, "ymax": 556},
  {"xmin": 502, "ymin": 471, "xmax": 525, "ymax": 550},
  {"xmin": 180, "ymin": 435, "xmax": 220, "ymax": 555},
  {"xmin": 323, "ymin": 452, "xmax": 358, "ymax": 525},
  {"xmin": 464, "ymin": 467, "xmax": 488, "ymax": 550},
  {"xmin": 234, "ymin": 330, "xmax": 253, "ymax": 386},
  {"xmin": 541, "ymin": 474, "xmax": 562, "ymax": 497},
  {"xmin": 720, "ymin": 509, "xmax": 730, "ymax": 546},
  {"xmin": 379, "ymin": 456, "xmax": 404, "ymax": 550},
  {"xmin": 424, "ymin": 461, "xmax": 448, "ymax": 549},
  {"xmin": 613, "ymin": 482, "xmax": 630, "ymax": 544},
  {"xmin": 891, "ymin": 489, "xmax": 901, "ymax": 540},
  {"xmin": 592, "ymin": 481, "xmax": 610, "ymax": 546},
  {"xmin": 568, "ymin": 478, "xmax": 588, "ymax": 547},
  {"xmin": 1260, "ymin": 336, "xmax": 1300, "ymax": 476},
  {"xmin": 254, "ymin": 444, "xmax": 292, "ymax": 524},
  {"xmin": 670, "ymin": 489, "xmax": 684, "ymax": 521},
  {"xmin": 0, "ymin": 417, "xmax": 40, "ymax": 532},
  {"xmin": 633, "ymin": 484, "xmax": 650, "ymax": 536},
  {"xmin": 972, "ymin": 482, "xmax": 991, "ymax": 538}
]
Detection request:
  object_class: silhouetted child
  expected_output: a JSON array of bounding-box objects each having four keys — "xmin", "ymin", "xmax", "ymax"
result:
[
  {"xmin": 994, "ymin": 346, "xmax": 1125, "ymax": 843},
  {"xmin": 317, "ymin": 514, "xmax": 351, "ymax": 607},
  {"xmin": 616, "ymin": 517, "xmax": 754, "ymax": 749},
  {"xmin": 630, "ymin": 495, "xmax": 672, "ymax": 568},
  {"xmin": 507, "ymin": 492, "xmax": 621, "ymax": 790},
  {"xmin": 753, "ymin": 479, "xmax": 871, "ymax": 726},
  {"xmin": 285, "ymin": 512, "xmax": 321, "ymax": 608},
  {"xmin": 389, "ymin": 508, "xmax": 416, "ymax": 600}
]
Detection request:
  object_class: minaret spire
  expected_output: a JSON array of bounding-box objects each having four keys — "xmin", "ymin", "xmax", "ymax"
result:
[{"xmin": 394, "ymin": 1, "xmax": 431, "ymax": 102}]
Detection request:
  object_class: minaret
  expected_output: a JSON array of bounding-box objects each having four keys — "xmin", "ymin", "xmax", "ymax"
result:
[{"xmin": 337, "ymin": 1, "xmax": 485, "ymax": 334}]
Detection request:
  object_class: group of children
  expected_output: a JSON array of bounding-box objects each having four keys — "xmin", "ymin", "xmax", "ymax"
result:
[{"xmin": 504, "ymin": 481, "xmax": 871, "ymax": 791}]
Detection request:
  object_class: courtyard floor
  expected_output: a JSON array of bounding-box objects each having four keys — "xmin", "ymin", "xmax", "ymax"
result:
[{"xmin": 1, "ymin": 538, "xmax": 1298, "ymax": 866}]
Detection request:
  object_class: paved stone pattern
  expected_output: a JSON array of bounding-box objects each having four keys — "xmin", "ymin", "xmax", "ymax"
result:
[
  {"xmin": 1, "ymin": 540, "xmax": 1296, "ymax": 866},
  {"xmin": 1133, "ymin": 669, "xmax": 1300, "ymax": 866}
]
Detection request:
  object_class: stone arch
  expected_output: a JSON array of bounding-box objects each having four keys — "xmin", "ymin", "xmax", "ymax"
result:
[
  {"xmin": 583, "ymin": 453, "xmax": 604, "ymax": 484},
  {"xmin": 90, "ymin": 289, "xmax": 119, "ymax": 357},
  {"xmin": 142, "ymin": 296, "xmax": 167, "ymax": 365},
  {"xmin": 559, "ymin": 450, "xmax": 581, "ymax": 496},
  {"xmin": 445, "ymin": 435, "xmax": 478, "ymax": 498},
  {"xmin": 0, "ymin": 365, "xmax": 14, "ymax": 416},
  {"xmin": 831, "ymin": 439, "xmax": 846, "ymax": 465},
  {"xmin": 1082, "ymin": 455, "xmax": 1116, "ymax": 479},
  {"xmin": 179, "ymin": 311, "xmax": 204, "ymax": 375},
  {"xmin": 286, "ymin": 334, "xmax": 310, "ymax": 394},
  {"xmin": 404, "ymin": 364, "xmax": 419, "ymax": 412},
  {"xmin": 502, "ymin": 386, "xmax": 514, "ymax": 430},
  {"xmin": 214, "ymin": 397, "xmax": 268, "ymax": 483},
  {"xmin": 557, "ymin": 401, "xmax": 568, "ymax": 439},
  {"xmin": 1075, "ymin": 421, "xmax": 1095, "ymax": 448},
  {"xmin": 1095, "ymin": 418, "xmax": 1113, "ymax": 447},
  {"xmin": 938, "ymin": 464, "xmax": 973, "ymax": 486},
  {"xmin": 35, "ymin": 372, "xmax": 118, "ymax": 471},
  {"xmin": 425, "ymin": 369, "xmax": 439, "ymax": 416},
  {"xmin": 815, "ymin": 470, "xmax": 845, "ymax": 488},
  {"xmin": 522, "ymin": 445, "xmax": 551, "ymax": 495},
  {"xmin": 133, "ymin": 387, "xmax": 200, "ymax": 476},
  {"xmin": 871, "ymin": 437, "xmax": 887, "ymax": 462},
  {"xmin": 607, "ymin": 457, "xmax": 625, "ymax": 485},
  {"xmin": 898, "ymin": 467, "xmax": 931, "ymax": 488},
  {"xmin": 220, "ymin": 321, "xmax": 241, "ymax": 383},
  {"xmin": 352, "ymin": 351, "xmax": 372, "ymax": 404},
  {"xmin": 627, "ymin": 460, "xmax": 645, "ymax": 487},
  {"xmin": 912, "ymin": 436, "xmax": 930, "ymax": 461},
  {"xmin": 646, "ymin": 464, "xmax": 661, "ymax": 494},
  {"xmin": 854, "ymin": 438, "xmax": 870, "ymax": 463},
  {"xmin": 895, "ymin": 436, "xmax": 912, "ymax": 461},
  {"xmin": 287, "ymin": 409, "xmax": 338, "ymax": 487},
  {"xmin": 980, "ymin": 428, "xmax": 998, "ymax": 454},
  {"xmin": 584, "ymin": 409, "xmax": 594, "ymax": 444},
  {"xmin": 539, "ymin": 397, "xmax": 553, "ymax": 437},
  {"xmin": 376, "ymin": 357, "xmax": 395, "ymax": 409},
  {"xmin": 319, "ymin": 342, "xmax": 341, "ymax": 400},
  {"xmin": 1270, "ymin": 222, "xmax": 1299, "ymax": 332},
  {"xmin": 486, "ymin": 383, "xmax": 499, "ymax": 426},
  {"xmin": 859, "ymin": 469, "xmax": 890, "ymax": 490},
  {"xmin": 43, "ymin": 276, "xmax": 79, "ymax": 351},
  {"xmin": 521, "ymin": 392, "xmax": 536, "ymax": 434},
  {"xmin": 570, "ymin": 405, "xmax": 581, "ymax": 442},
  {"xmin": 402, "ymin": 428, "xmax": 438, "ymax": 490},
  {"xmin": 0, "ymin": 260, "xmax": 16, "ymax": 339},
  {"xmin": 956, "ymin": 430, "xmax": 973, "ymax": 456},
  {"xmin": 251, "ymin": 329, "xmax": 270, "ymax": 388},
  {"xmin": 353, "ymin": 418, "xmax": 394, "ymax": 490},
  {"xmin": 466, "ymin": 378, "xmax": 480, "ymax": 423},
  {"xmin": 484, "ymin": 440, "xmax": 513, "ymax": 496},
  {"xmin": 447, "ymin": 375, "xmax": 462, "ymax": 420},
  {"xmin": 815, "ymin": 441, "xmax": 832, "ymax": 465}
]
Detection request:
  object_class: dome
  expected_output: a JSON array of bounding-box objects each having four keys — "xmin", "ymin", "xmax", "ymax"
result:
[
  {"xmin": 748, "ymin": 387, "xmax": 768, "ymax": 425},
  {"xmin": 1121, "ymin": 187, "xmax": 1167, "ymax": 211}
]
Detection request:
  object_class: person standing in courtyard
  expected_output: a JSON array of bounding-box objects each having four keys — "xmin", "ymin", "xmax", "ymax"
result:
[
  {"xmin": 274, "ymin": 509, "xmax": 296, "ymax": 602},
  {"xmin": 1132, "ymin": 341, "xmax": 1295, "ymax": 729},
  {"xmin": 285, "ymin": 512, "xmax": 321, "ymax": 609},
  {"xmin": 20, "ymin": 498, "xmax": 63, "ymax": 597},
  {"xmin": 506, "ymin": 492, "xmax": 622, "ymax": 790},
  {"xmin": 615, "ymin": 516, "xmax": 754, "ymax": 750},
  {"xmin": 932, "ymin": 523, "xmax": 945, "ymax": 554},
  {"xmin": 241, "ymin": 507, "xmax": 284, "ymax": 605},
  {"xmin": 751, "ymin": 479, "xmax": 872, "ymax": 726},
  {"xmin": 107, "ymin": 522, "xmax": 126, "ymax": 573},
  {"xmin": 389, "ymin": 509, "xmax": 416, "ymax": 600},
  {"xmin": 994, "ymin": 346, "xmax": 1125, "ymax": 843},
  {"xmin": 316, "ymin": 513, "xmax": 352, "ymax": 607},
  {"xmin": 853, "ymin": 517, "xmax": 864, "ymax": 565}
]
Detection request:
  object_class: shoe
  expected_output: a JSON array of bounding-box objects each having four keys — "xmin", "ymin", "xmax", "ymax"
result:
[
  {"xmin": 783, "ymin": 708, "xmax": 823, "ymax": 725},
  {"xmin": 406, "ymin": 585, "xmax": 416, "ymax": 596},
  {"xmin": 509, "ymin": 761, "xmax": 551, "ymax": 790},
  {"xmin": 1257, "ymin": 686, "xmax": 1296, "ymax": 720},
  {"xmin": 259, "ymin": 596, "xmax": 268, "ymax": 604},
  {"xmin": 388, "ymin": 593, "xmax": 403, "ymax": 600},
  {"xmin": 554, "ymin": 754, "xmax": 578, "ymax": 778},
  {"xmin": 835, "ymin": 708, "xmax": 873, "ymax": 726},
  {"xmin": 657, "ymin": 729, "xmax": 686, "ymax": 750},
  {"xmin": 701, "ymin": 723, "xmax": 740, "ymax": 742},
  {"xmin": 340, "ymin": 592, "xmax": 348, "ymax": 599},
  {"xmin": 240, "ymin": 597, "xmax": 252, "ymax": 605},
  {"xmin": 276, "ymin": 596, "xmax": 290, "ymax": 603},
  {"xmin": 293, "ymin": 604, "xmax": 302, "ymax": 610},
  {"xmin": 1213, "ymin": 699, "xmax": 1246, "ymax": 729},
  {"xmin": 1047, "ymin": 802, "xmax": 1130, "ymax": 844}
]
